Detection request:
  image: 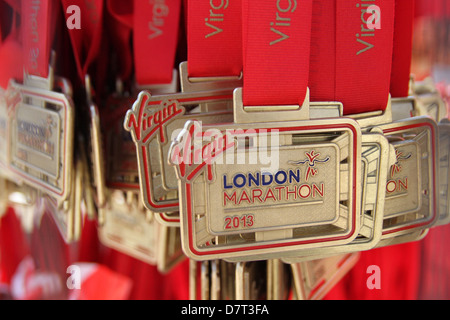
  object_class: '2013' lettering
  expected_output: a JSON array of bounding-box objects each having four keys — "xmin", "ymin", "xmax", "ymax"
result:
[{"xmin": 224, "ymin": 214, "xmax": 254, "ymax": 230}]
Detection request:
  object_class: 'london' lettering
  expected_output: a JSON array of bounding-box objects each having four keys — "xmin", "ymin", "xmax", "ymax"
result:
[{"xmin": 223, "ymin": 170, "xmax": 301, "ymax": 189}]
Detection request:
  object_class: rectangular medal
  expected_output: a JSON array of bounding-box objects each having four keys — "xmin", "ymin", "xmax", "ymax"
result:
[
  {"xmin": 7, "ymin": 80, "xmax": 74, "ymax": 205},
  {"xmin": 397, "ymin": 83, "xmax": 450, "ymax": 227},
  {"xmin": 169, "ymin": 88, "xmax": 362, "ymax": 261},
  {"xmin": 376, "ymin": 116, "xmax": 439, "ymax": 238},
  {"xmin": 354, "ymin": 95, "xmax": 441, "ymax": 238}
]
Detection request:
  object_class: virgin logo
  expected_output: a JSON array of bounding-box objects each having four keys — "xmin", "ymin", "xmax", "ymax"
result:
[
  {"xmin": 169, "ymin": 121, "xmax": 235, "ymax": 183},
  {"xmin": 124, "ymin": 91, "xmax": 184, "ymax": 144},
  {"xmin": 169, "ymin": 121, "xmax": 281, "ymax": 183}
]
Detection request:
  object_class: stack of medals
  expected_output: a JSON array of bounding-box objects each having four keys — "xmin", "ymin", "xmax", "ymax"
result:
[
  {"xmin": 0, "ymin": 0, "xmax": 448, "ymax": 300},
  {"xmin": 122, "ymin": 0, "xmax": 449, "ymax": 299},
  {"xmin": 85, "ymin": 0, "xmax": 187, "ymax": 273}
]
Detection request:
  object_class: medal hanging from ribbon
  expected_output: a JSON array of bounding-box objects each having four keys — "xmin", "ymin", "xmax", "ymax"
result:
[
  {"xmin": 5, "ymin": 0, "xmax": 77, "ymax": 242},
  {"xmin": 85, "ymin": 0, "xmax": 187, "ymax": 271},
  {"xmin": 167, "ymin": 0, "xmax": 365, "ymax": 262}
]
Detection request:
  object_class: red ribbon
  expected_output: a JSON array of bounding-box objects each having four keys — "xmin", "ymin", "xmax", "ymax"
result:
[
  {"xmin": 0, "ymin": 0, "xmax": 22, "ymax": 88},
  {"xmin": 242, "ymin": 0, "xmax": 312, "ymax": 107},
  {"xmin": 133, "ymin": 0, "xmax": 182, "ymax": 86},
  {"xmin": 22, "ymin": 0, "xmax": 57, "ymax": 78},
  {"xmin": 390, "ymin": 0, "xmax": 415, "ymax": 98},
  {"xmin": 187, "ymin": 0, "xmax": 243, "ymax": 78},
  {"xmin": 106, "ymin": 0, "xmax": 133, "ymax": 83},
  {"xmin": 309, "ymin": 0, "xmax": 396, "ymax": 115},
  {"xmin": 62, "ymin": 0, "xmax": 104, "ymax": 85}
]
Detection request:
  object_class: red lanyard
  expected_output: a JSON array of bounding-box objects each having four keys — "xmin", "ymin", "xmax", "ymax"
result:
[
  {"xmin": 187, "ymin": 0, "xmax": 242, "ymax": 79},
  {"xmin": 105, "ymin": 0, "xmax": 182, "ymax": 88},
  {"xmin": 309, "ymin": 0, "xmax": 396, "ymax": 115},
  {"xmin": 22, "ymin": 0, "xmax": 57, "ymax": 79},
  {"xmin": 242, "ymin": 0, "xmax": 312, "ymax": 107},
  {"xmin": 0, "ymin": 0, "xmax": 22, "ymax": 88},
  {"xmin": 106, "ymin": 0, "xmax": 133, "ymax": 84},
  {"xmin": 133, "ymin": 0, "xmax": 182, "ymax": 86},
  {"xmin": 390, "ymin": 0, "xmax": 415, "ymax": 98},
  {"xmin": 62, "ymin": 0, "xmax": 104, "ymax": 87}
]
